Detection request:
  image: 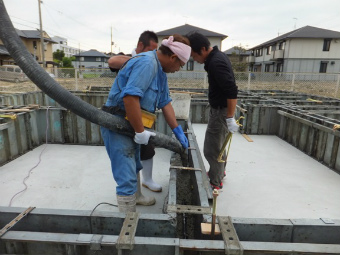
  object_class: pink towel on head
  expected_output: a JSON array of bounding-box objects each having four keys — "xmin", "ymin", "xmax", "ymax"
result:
[{"xmin": 161, "ymin": 36, "xmax": 191, "ymax": 64}]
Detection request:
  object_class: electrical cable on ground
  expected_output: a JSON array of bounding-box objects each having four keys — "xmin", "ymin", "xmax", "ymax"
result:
[
  {"xmin": 8, "ymin": 107, "xmax": 51, "ymax": 207},
  {"xmin": 89, "ymin": 202, "xmax": 118, "ymax": 234}
]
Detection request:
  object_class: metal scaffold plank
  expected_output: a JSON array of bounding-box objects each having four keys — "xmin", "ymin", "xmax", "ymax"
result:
[
  {"xmin": 116, "ymin": 212, "xmax": 140, "ymax": 250},
  {"xmin": 167, "ymin": 204, "xmax": 211, "ymax": 215},
  {"xmin": 218, "ymin": 216, "xmax": 243, "ymax": 255}
]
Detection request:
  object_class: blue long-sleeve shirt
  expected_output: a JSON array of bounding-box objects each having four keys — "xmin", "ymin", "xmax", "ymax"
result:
[{"xmin": 105, "ymin": 50, "xmax": 172, "ymax": 113}]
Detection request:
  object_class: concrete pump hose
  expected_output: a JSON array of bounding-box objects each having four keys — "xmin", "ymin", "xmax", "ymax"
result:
[{"xmin": 0, "ymin": 0, "xmax": 185, "ymax": 157}]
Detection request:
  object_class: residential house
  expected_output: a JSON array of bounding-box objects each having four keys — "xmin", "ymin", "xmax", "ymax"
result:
[
  {"xmin": 52, "ymin": 36, "xmax": 85, "ymax": 58},
  {"xmin": 248, "ymin": 26, "xmax": 340, "ymax": 74},
  {"xmin": 0, "ymin": 45, "xmax": 10, "ymax": 66},
  {"xmin": 156, "ymin": 24, "xmax": 227, "ymax": 72},
  {"xmin": 73, "ymin": 49, "xmax": 109, "ymax": 69},
  {"xmin": 224, "ymin": 47, "xmax": 251, "ymax": 71},
  {"xmin": 0, "ymin": 29, "xmax": 57, "ymax": 67}
]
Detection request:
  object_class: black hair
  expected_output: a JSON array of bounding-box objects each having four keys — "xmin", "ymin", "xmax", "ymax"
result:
[
  {"xmin": 186, "ymin": 31, "xmax": 210, "ymax": 55},
  {"xmin": 138, "ymin": 30, "xmax": 158, "ymax": 47}
]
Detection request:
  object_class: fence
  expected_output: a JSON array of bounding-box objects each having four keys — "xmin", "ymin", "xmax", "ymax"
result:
[{"xmin": 0, "ymin": 68, "xmax": 339, "ymax": 98}]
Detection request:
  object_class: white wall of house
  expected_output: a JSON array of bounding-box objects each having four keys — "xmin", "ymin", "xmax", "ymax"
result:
[
  {"xmin": 252, "ymin": 38, "xmax": 340, "ymax": 74},
  {"xmin": 284, "ymin": 38, "xmax": 340, "ymax": 73},
  {"xmin": 286, "ymin": 38, "xmax": 340, "ymax": 59}
]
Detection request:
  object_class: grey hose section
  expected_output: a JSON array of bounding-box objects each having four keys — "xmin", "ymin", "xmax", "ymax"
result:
[{"xmin": 0, "ymin": 1, "xmax": 185, "ymax": 156}]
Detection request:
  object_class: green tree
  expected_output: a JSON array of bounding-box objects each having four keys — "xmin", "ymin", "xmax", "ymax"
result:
[
  {"xmin": 53, "ymin": 50, "xmax": 65, "ymax": 62},
  {"xmin": 230, "ymin": 45, "xmax": 249, "ymax": 72},
  {"xmin": 62, "ymin": 56, "xmax": 74, "ymax": 68}
]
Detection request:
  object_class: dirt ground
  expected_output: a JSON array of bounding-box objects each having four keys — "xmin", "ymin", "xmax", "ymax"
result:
[{"xmin": 0, "ymin": 77, "xmax": 339, "ymax": 99}]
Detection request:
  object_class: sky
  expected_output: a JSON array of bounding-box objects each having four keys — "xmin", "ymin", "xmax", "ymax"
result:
[{"xmin": 3, "ymin": 0, "xmax": 340, "ymax": 54}]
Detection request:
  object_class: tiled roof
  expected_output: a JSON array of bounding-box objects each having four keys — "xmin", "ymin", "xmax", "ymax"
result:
[
  {"xmin": 157, "ymin": 24, "xmax": 227, "ymax": 39},
  {"xmin": 250, "ymin": 26, "xmax": 340, "ymax": 49},
  {"xmin": 74, "ymin": 49, "xmax": 108, "ymax": 57},
  {"xmin": 224, "ymin": 47, "xmax": 251, "ymax": 55},
  {"xmin": 0, "ymin": 45, "xmax": 9, "ymax": 55},
  {"xmin": 16, "ymin": 29, "xmax": 57, "ymax": 43}
]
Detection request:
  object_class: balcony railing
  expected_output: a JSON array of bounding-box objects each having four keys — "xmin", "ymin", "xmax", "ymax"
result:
[
  {"xmin": 270, "ymin": 49, "xmax": 284, "ymax": 60},
  {"xmin": 247, "ymin": 55, "xmax": 255, "ymax": 63}
]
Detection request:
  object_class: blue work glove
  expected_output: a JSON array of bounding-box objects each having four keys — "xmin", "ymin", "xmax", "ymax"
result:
[{"xmin": 172, "ymin": 125, "xmax": 189, "ymax": 149}]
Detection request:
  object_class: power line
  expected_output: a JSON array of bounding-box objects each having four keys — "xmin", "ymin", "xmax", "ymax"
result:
[
  {"xmin": 10, "ymin": 15, "xmax": 39, "ymax": 26},
  {"xmin": 38, "ymin": 2, "xmax": 114, "ymax": 51},
  {"xmin": 42, "ymin": 2, "xmax": 111, "ymax": 36}
]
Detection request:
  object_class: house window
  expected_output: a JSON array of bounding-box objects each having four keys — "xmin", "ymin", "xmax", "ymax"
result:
[
  {"xmin": 323, "ymin": 39, "xmax": 331, "ymax": 51},
  {"xmin": 319, "ymin": 61, "xmax": 328, "ymax": 73},
  {"xmin": 255, "ymin": 49, "xmax": 263, "ymax": 57},
  {"xmin": 266, "ymin": 46, "xmax": 271, "ymax": 55},
  {"xmin": 96, "ymin": 57, "xmax": 101, "ymax": 62},
  {"xmin": 278, "ymin": 42, "xmax": 285, "ymax": 50},
  {"xmin": 265, "ymin": 64, "xmax": 271, "ymax": 72},
  {"xmin": 79, "ymin": 57, "xmax": 84, "ymax": 61},
  {"xmin": 186, "ymin": 59, "xmax": 194, "ymax": 71}
]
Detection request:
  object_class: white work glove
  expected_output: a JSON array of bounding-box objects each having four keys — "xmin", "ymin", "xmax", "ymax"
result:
[
  {"xmin": 226, "ymin": 117, "xmax": 239, "ymax": 134},
  {"xmin": 134, "ymin": 130, "xmax": 156, "ymax": 145}
]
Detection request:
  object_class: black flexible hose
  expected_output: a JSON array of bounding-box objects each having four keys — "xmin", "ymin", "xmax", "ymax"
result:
[{"xmin": 0, "ymin": 0, "xmax": 185, "ymax": 156}]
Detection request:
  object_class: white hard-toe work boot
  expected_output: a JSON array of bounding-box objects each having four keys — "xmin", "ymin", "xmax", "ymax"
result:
[
  {"xmin": 136, "ymin": 172, "xmax": 156, "ymax": 205},
  {"xmin": 116, "ymin": 193, "xmax": 136, "ymax": 212},
  {"xmin": 141, "ymin": 158, "xmax": 162, "ymax": 192}
]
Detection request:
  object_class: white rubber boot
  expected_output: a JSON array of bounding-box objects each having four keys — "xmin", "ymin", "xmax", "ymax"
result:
[
  {"xmin": 136, "ymin": 172, "xmax": 156, "ymax": 205},
  {"xmin": 141, "ymin": 158, "xmax": 162, "ymax": 192},
  {"xmin": 116, "ymin": 193, "xmax": 136, "ymax": 212}
]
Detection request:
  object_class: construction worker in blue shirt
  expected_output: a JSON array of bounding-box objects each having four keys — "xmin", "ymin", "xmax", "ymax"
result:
[
  {"xmin": 108, "ymin": 31, "xmax": 161, "ymax": 207},
  {"xmin": 101, "ymin": 34, "xmax": 191, "ymax": 212}
]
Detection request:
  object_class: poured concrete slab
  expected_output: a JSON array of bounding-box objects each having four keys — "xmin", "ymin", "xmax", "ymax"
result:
[
  {"xmin": 193, "ymin": 123, "xmax": 340, "ymax": 219},
  {"xmin": 0, "ymin": 145, "xmax": 171, "ymax": 214},
  {"xmin": 1, "ymin": 124, "xmax": 340, "ymax": 220}
]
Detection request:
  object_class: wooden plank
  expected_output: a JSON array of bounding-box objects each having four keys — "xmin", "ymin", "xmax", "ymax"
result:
[
  {"xmin": 201, "ymin": 223, "xmax": 221, "ymax": 235},
  {"xmin": 242, "ymin": 134, "xmax": 253, "ymax": 142}
]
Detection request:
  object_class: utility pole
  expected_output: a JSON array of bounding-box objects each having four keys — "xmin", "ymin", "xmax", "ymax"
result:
[
  {"xmin": 111, "ymin": 26, "xmax": 113, "ymax": 54},
  {"xmin": 38, "ymin": 0, "xmax": 46, "ymax": 68}
]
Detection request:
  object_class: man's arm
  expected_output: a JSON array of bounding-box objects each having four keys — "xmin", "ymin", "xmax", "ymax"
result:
[
  {"xmin": 123, "ymin": 95, "xmax": 144, "ymax": 133},
  {"xmin": 161, "ymin": 102, "xmax": 178, "ymax": 129},
  {"xmin": 108, "ymin": 55, "xmax": 131, "ymax": 70},
  {"xmin": 226, "ymin": 98, "xmax": 237, "ymax": 118}
]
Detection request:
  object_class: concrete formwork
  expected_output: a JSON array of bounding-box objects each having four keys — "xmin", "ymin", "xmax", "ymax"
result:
[{"xmin": 1, "ymin": 89, "xmax": 340, "ymax": 254}]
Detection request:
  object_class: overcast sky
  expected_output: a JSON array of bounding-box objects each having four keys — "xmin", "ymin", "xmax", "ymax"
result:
[{"xmin": 3, "ymin": 0, "xmax": 340, "ymax": 54}]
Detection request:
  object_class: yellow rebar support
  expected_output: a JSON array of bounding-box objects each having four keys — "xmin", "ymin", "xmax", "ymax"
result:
[
  {"xmin": 211, "ymin": 189, "xmax": 219, "ymax": 239},
  {"xmin": 306, "ymin": 98, "xmax": 323, "ymax": 103},
  {"xmin": 217, "ymin": 116, "xmax": 244, "ymax": 163},
  {"xmin": 0, "ymin": 114, "xmax": 17, "ymax": 120}
]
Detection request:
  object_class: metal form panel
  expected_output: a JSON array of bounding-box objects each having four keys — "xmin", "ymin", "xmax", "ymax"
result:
[
  {"xmin": 1, "ymin": 207, "xmax": 340, "ymax": 254},
  {"xmin": 189, "ymin": 100, "xmax": 210, "ymax": 124},
  {"xmin": 1, "ymin": 89, "xmax": 340, "ymax": 254},
  {"xmin": 277, "ymin": 109, "xmax": 340, "ymax": 173}
]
